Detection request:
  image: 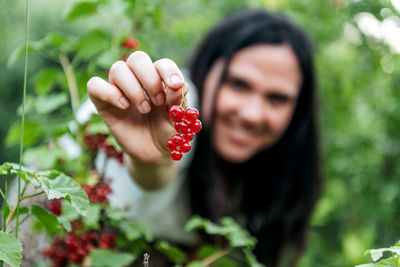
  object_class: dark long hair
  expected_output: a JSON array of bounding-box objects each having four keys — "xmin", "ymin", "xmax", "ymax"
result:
[{"xmin": 187, "ymin": 9, "xmax": 322, "ymax": 266}]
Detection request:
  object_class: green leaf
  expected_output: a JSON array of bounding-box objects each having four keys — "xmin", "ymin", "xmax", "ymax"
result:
[
  {"xmin": 196, "ymin": 245, "xmax": 220, "ymax": 259},
  {"xmin": 60, "ymin": 199, "xmax": 80, "ymax": 221},
  {"xmin": 0, "ymin": 163, "xmax": 89, "ymax": 216},
  {"xmin": 365, "ymin": 247, "xmax": 400, "ymax": 262},
  {"xmin": 186, "ymin": 262, "xmax": 207, "ymax": 267},
  {"xmin": 105, "ymin": 206, "xmax": 125, "ymax": 222},
  {"xmin": 5, "ymin": 121, "xmax": 43, "ymax": 147},
  {"xmin": 86, "ymin": 121, "xmax": 109, "ymax": 135},
  {"xmin": 82, "ymin": 204, "xmax": 101, "ymax": 229},
  {"xmin": 33, "ymin": 68, "xmax": 63, "ymax": 95},
  {"xmin": 64, "ymin": 1, "xmax": 99, "ymax": 21},
  {"xmin": 0, "ymin": 232, "xmax": 23, "ymax": 267},
  {"xmin": 121, "ymin": 219, "xmax": 153, "ymax": 242},
  {"xmin": 74, "ymin": 29, "xmax": 111, "ymax": 62},
  {"xmin": 185, "ymin": 216, "xmax": 256, "ymax": 248},
  {"xmin": 90, "ymin": 249, "xmax": 135, "ymax": 267},
  {"xmin": 155, "ymin": 241, "xmax": 187, "ymax": 264},
  {"xmin": 35, "ymin": 94, "xmax": 69, "ymax": 114},
  {"xmin": 36, "ymin": 170, "xmax": 89, "ymax": 216},
  {"xmin": 23, "ymin": 145, "xmax": 67, "ymax": 170},
  {"xmin": 242, "ymin": 248, "xmax": 265, "ymax": 267},
  {"xmin": 31, "ymin": 204, "xmax": 71, "ymax": 234}
]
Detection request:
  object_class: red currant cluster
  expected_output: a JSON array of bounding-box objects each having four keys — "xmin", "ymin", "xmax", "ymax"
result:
[
  {"xmin": 84, "ymin": 134, "xmax": 124, "ymax": 163},
  {"xmin": 82, "ymin": 181, "xmax": 112, "ymax": 205},
  {"xmin": 47, "ymin": 199, "xmax": 62, "ymax": 216},
  {"xmin": 166, "ymin": 105, "xmax": 201, "ymax": 160},
  {"xmin": 42, "ymin": 221, "xmax": 117, "ymax": 266}
]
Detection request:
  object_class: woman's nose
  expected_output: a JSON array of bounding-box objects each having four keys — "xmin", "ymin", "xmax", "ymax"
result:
[{"xmin": 237, "ymin": 95, "xmax": 266, "ymax": 125}]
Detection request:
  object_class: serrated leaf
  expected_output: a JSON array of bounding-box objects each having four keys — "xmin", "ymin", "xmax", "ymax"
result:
[
  {"xmin": 64, "ymin": 1, "xmax": 99, "ymax": 21},
  {"xmin": 155, "ymin": 241, "xmax": 187, "ymax": 264},
  {"xmin": 90, "ymin": 249, "xmax": 135, "ymax": 267},
  {"xmin": 0, "ymin": 232, "xmax": 23, "ymax": 267},
  {"xmin": 36, "ymin": 170, "xmax": 89, "ymax": 216},
  {"xmin": 31, "ymin": 204, "xmax": 71, "ymax": 234},
  {"xmin": 0, "ymin": 163, "xmax": 89, "ymax": 216}
]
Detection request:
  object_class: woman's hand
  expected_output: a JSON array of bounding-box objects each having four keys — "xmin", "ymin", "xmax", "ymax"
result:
[{"xmin": 87, "ymin": 51, "xmax": 188, "ymax": 164}]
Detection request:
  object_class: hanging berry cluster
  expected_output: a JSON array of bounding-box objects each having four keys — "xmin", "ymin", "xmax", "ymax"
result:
[
  {"xmin": 166, "ymin": 86, "xmax": 202, "ymax": 160},
  {"xmin": 42, "ymin": 221, "xmax": 117, "ymax": 266},
  {"xmin": 84, "ymin": 133, "xmax": 124, "ymax": 163}
]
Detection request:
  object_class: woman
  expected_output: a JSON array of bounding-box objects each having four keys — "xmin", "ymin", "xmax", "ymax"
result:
[{"xmin": 87, "ymin": 8, "xmax": 322, "ymax": 266}]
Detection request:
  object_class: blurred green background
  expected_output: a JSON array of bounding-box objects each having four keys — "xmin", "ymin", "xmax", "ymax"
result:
[{"xmin": 1, "ymin": 0, "xmax": 400, "ymax": 266}]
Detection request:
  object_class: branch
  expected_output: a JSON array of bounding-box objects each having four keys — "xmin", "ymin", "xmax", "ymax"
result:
[
  {"xmin": 59, "ymin": 53, "xmax": 80, "ymax": 114},
  {"xmin": 200, "ymin": 247, "xmax": 231, "ymax": 265}
]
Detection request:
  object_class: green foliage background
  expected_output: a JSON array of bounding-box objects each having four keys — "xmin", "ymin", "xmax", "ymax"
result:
[{"xmin": 1, "ymin": 0, "xmax": 400, "ymax": 266}]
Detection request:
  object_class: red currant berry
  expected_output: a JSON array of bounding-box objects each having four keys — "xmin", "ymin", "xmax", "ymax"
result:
[
  {"xmin": 184, "ymin": 108, "xmax": 199, "ymax": 122},
  {"xmin": 190, "ymin": 119, "xmax": 202, "ymax": 133},
  {"xmin": 122, "ymin": 37, "xmax": 139, "ymax": 50},
  {"xmin": 175, "ymin": 120, "xmax": 189, "ymax": 133},
  {"xmin": 170, "ymin": 150, "xmax": 183, "ymax": 160},
  {"xmin": 169, "ymin": 105, "xmax": 185, "ymax": 121},
  {"xmin": 180, "ymin": 142, "xmax": 191, "ymax": 153},
  {"xmin": 183, "ymin": 130, "xmax": 194, "ymax": 141},
  {"xmin": 166, "ymin": 139, "xmax": 175, "ymax": 150},
  {"xmin": 171, "ymin": 134, "xmax": 183, "ymax": 146}
]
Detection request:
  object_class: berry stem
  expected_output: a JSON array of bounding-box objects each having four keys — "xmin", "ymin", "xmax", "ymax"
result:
[{"xmin": 180, "ymin": 85, "xmax": 188, "ymax": 110}]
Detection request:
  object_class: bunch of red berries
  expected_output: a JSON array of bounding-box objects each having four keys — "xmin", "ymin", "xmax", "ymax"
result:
[
  {"xmin": 47, "ymin": 199, "xmax": 62, "ymax": 216},
  {"xmin": 42, "ymin": 222, "xmax": 117, "ymax": 266},
  {"xmin": 83, "ymin": 133, "xmax": 124, "ymax": 163},
  {"xmin": 166, "ymin": 105, "xmax": 201, "ymax": 160},
  {"xmin": 82, "ymin": 181, "xmax": 112, "ymax": 205}
]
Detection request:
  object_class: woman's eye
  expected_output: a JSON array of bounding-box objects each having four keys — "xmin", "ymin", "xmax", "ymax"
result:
[
  {"xmin": 226, "ymin": 77, "xmax": 248, "ymax": 91},
  {"xmin": 269, "ymin": 94, "xmax": 289, "ymax": 104}
]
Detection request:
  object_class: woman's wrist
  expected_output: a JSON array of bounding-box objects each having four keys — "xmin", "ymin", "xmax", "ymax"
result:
[{"xmin": 123, "ymin": 153, "xmax": 179, "ymax": 190}]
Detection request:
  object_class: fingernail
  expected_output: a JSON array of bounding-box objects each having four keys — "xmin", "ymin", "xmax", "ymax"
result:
[
  {"xmin": 170, "ymin": 75, "xmax": 182, "ymax": 86},
  {"xmin": 141, "ymin": 100, "xmax": 151, "ymax": 113},
  {"xmin": 119, "ymin": 97, "xmax": 130, "ymax": 108},
  {"xmin": 155, "ymin": 92, "xmax": 165, "ymax": 106}
]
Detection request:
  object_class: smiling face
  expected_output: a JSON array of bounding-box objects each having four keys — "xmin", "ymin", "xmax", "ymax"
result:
[{"xmin": 202, "ymin": 44, "xmax": 302, "ymax": 163}]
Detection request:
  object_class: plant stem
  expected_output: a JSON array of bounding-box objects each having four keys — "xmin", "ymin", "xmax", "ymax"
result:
[
  {"xmin": 200, "ymin": 247, "xmax": 231, "ymax": 265},
  {"xmin": 5, "ymin": 204, "xmax": 18, "ymax": 229},
  {"xmin": 59, "ymin": 53, "xmax": 80, "ymax": 115},
  {"xmin": 16, "ymin": 0, "xmax": 31, "ymax": 239},
  {"xmin": 20, "ymin": 190, "xmax": 44, "ymax": 201},
  {"xmin": 9, "ymin": 215, "xmax": 30, "ymax": 234}
]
